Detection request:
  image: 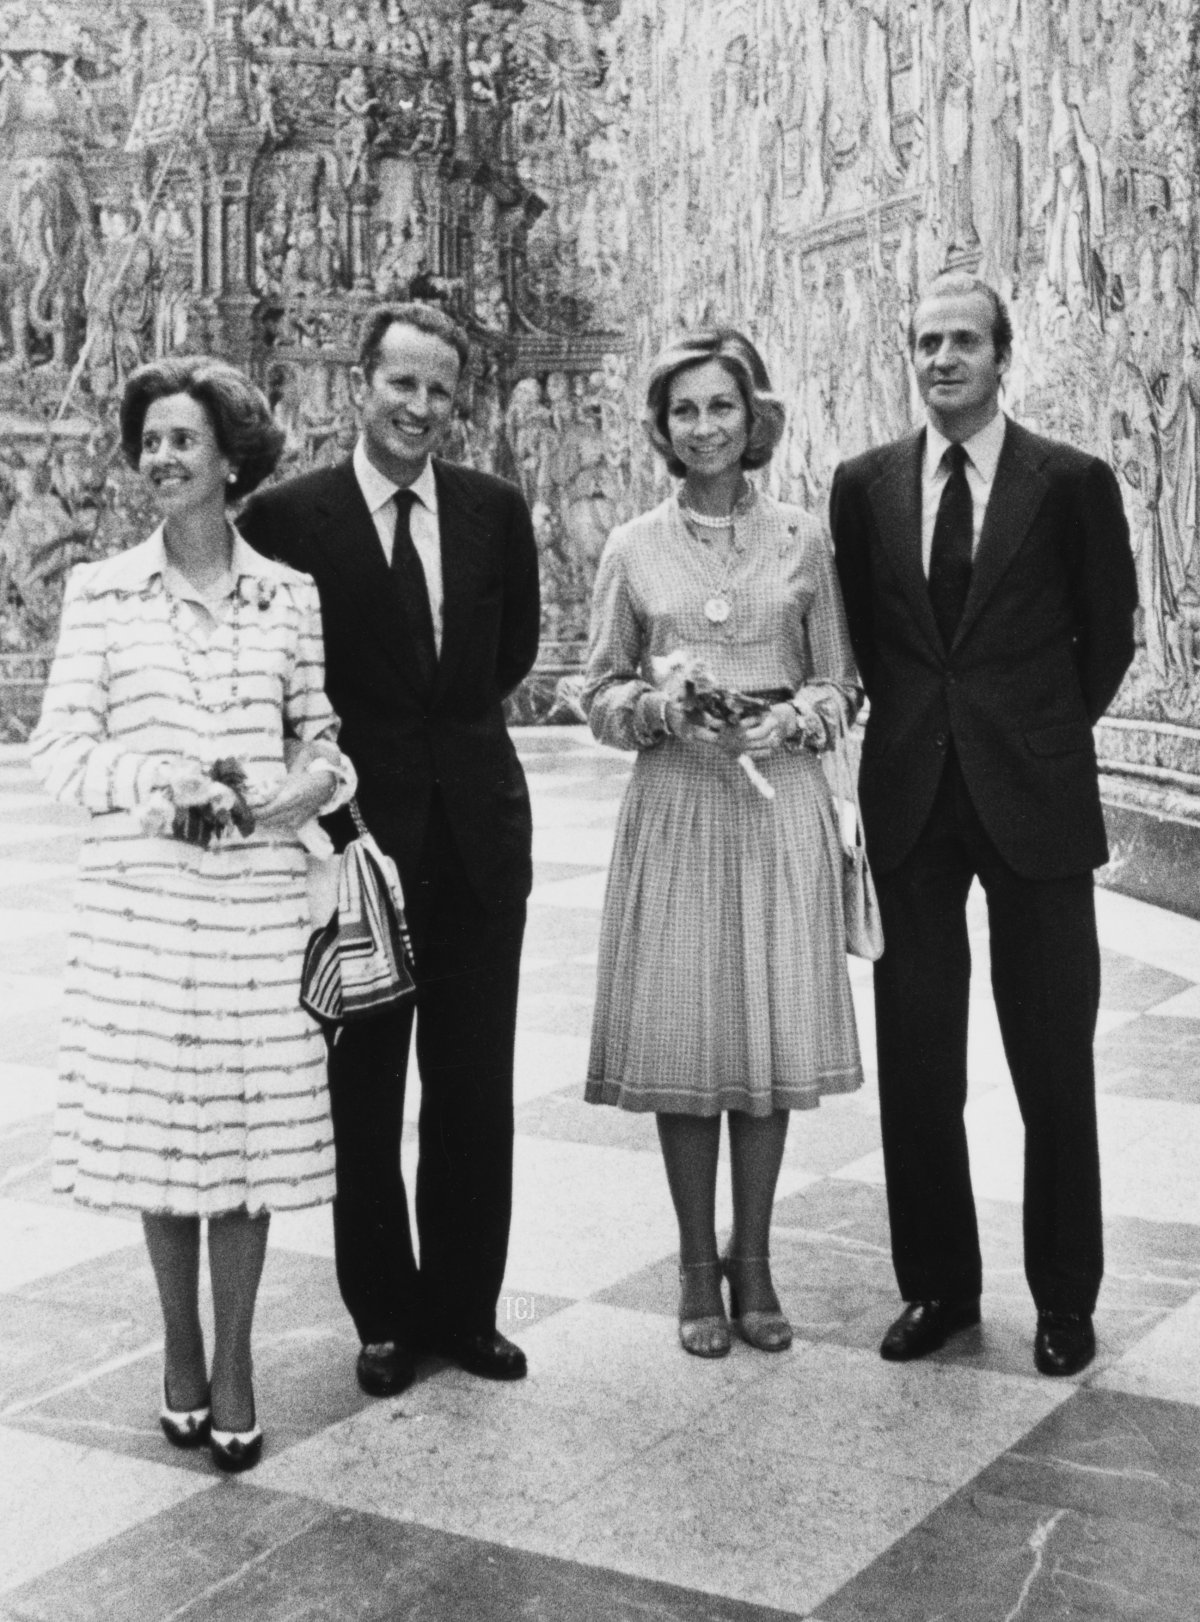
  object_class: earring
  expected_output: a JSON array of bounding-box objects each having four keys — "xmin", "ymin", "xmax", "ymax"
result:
[{"xmin": 226, "ymin": 471, "xmax": 237, "ymax": 484}]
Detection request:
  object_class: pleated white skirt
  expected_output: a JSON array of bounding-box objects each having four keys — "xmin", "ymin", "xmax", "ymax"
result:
[{"xmin": 55, "ymin": 855, "xmax": 335, "ymax": 1217}]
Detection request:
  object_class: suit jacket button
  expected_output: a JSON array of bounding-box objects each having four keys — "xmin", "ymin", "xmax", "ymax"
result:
[{"xmin": 935, "ymin": 731, "xmax": 948, "ymax": 748}]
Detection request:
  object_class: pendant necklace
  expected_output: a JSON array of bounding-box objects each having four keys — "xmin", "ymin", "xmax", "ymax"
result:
[
  {"xmin": 679, "ymin": 501, "xmax": 740, "ymax": 625},
  {"xmin": 166, "ymin": 579, "xmax": 243, "ymax": 715}
]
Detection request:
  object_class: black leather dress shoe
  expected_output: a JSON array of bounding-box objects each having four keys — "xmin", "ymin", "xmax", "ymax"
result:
[
  {"xmin": 1034, "ymin": 1311, "xmax": 1095, "ymax": 1377},
  {"xmin": 433, "ymin": 1328, "xmax": 527, "ymax": 1380},
  {"xmin": 879, "ymin": 1297, "xmax": 982, "ymax": 1361},
  {"xmin": 356, "ymin": 1340, "xmax": 417, "ymax": 1397}
]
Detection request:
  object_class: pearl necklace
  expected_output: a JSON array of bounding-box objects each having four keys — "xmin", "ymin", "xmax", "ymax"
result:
[
  {"xmin": 166, "ymin": 581, "xmax": 244, "ymax": 716},
  {"xmin": 679, "ymin": 502, "xmax": 736, "ymax": 530}
]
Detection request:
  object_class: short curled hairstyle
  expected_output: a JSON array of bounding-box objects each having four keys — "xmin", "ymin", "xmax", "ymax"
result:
[
  {"xmin": 907, "ymin": 271, "xmax": 1014, "ymax": 362},
  {"xmin": 644, "ymin": 328, "xmax": 786, "ymax": 476},
  {"xmin": 120, "ymin": 356, "xmax": 284, "ymax": 502},
  {"xmin": 357, "ymin": 301, "xmax": 470, "ymax": 379}
]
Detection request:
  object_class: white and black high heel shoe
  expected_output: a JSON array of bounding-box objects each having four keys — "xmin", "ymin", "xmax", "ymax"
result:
[
  {"xmin": 209, "ymin": 1398, "xmax": 263, "ymax": 1473},
  {"xmin": 159, "ymin": 1382, "xmax": 211, "ymax": 1449}
]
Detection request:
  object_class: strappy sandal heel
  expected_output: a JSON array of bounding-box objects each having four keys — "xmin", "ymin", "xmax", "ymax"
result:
[
  {"xmin": 722, "ymin": 1254, "xmax": 793, "ymax": 1352},
  {"xmin": 678, "ymin": 1259, "xmax": 731, "ymax": 1359}
]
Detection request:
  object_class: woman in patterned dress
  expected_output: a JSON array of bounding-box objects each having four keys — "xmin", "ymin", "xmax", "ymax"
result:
[
  {"xmin": 584, "ymin": 330, "xmax": 863, "ymax": 1358},
  {"xmin": 30, "ymin": 357, "xmax": 353, "ymax": 1470}
]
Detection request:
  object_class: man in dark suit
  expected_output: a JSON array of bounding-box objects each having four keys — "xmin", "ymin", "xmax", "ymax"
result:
[
  {"xmin": 240, "ymin": 303, "xmax": 539, "ymax": 1392},
  {"xmin": 830, "ymin": 272, "xmax": 1137, "ymax": 1376}
]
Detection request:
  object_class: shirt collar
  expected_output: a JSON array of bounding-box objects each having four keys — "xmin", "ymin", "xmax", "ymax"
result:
[
  {"xmin": 102, "ymin": 524, "xmax": 294, "ymax": 592},
  {"xmin": 353, "ymin": 438, "xmax": 439, "ymax": 516},
  {"xmin": 925, "ymin": 409, "xmax": 1008, "ymax": 482}
]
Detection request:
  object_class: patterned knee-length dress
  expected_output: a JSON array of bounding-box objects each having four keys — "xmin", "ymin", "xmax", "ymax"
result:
[
  {"xmin": 29, "ymin": 527, "xmax": 341, "ymax": 1217},
  {"xmin": 583, "ymin": 489, "xmax": 865, "ymax": 1116}
]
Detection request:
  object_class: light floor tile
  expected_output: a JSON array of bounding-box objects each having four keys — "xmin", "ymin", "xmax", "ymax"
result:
[
  {"xmin": 509, "ymin": 1437, "xmax": 936, "ymax": 1615},
  {"xmin": 1094, "ymin": 1097, "xmax": 1200, "ymax": 1224},
  {"xmin": 0, "ymin": 1197, "xmax": 140, "ymax": 1292},
  {"xmin": 513, "ymin": 1028, "xmax": 591, "ymax": 1105},
  {"xmin": 0, "ymin": 859, "xmax": 75, "ymax": 886},
  {"xmin": 0, "ymin": 973, "xmax": 64, "ymax": 1020},
  {"xmin": 1096, "ymin": 889, "xmax": 1200, "ymax": 983},
  {"xmin": 0, "ymin": 907, "xmax": 72, "ymax": 938},
  {"xmin": 1096, "ymin": 1008, "xmax": 1144, "ymax": 1036},
  {"xmin": 0, "ymin": 1062, "xmax": 57, "ymax": 1125},
  {"xmin": 0, "ymin": 822, "xmax": 80, "ymax": 847},
  {"xmin": 528, "ymin": 871, "xmax": 609, "ymax": 910},
  {"xmin": 526, "ymin": 792, "xmax": 630, "ymax": 828},
  {"xmin": 251, "ymin": 1377, "xmax": 659, "ymax": 1544},
  {"xmin": 268, "ymin": 1201, "xmax": 336, "ymax": 1259},
  {"xmin": 0, "ymin": 794, "xmax": 82, "ymax": 817},
  {"xmin": 532, "ymin": 825, "xmax": 617, "ymax": 866},
  {"xmin": 0, "ymin": 1424, "xmax": 212, "ymax": 1593},
  {"xmin": 494, "ymin": 1299, "xmax": 775, "ymax": 1418},
  {"xmin": 1095, "ymin": 1293, "xmax": 1200, "ymax": 1404}
]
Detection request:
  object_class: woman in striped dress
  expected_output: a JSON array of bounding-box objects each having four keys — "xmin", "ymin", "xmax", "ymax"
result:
[
  {"xmin": 30, "ymin": 357, "xmax": 352, "ymax": 1471},
  {"xmin": 584, "ymin": 330, "xmax": 863, "ymax": 1358}
]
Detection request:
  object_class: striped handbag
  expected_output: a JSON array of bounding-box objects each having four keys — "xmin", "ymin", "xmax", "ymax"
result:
[{"xmin": 300, "ymin": 803, "xmax": 416, "ymax": 1027}]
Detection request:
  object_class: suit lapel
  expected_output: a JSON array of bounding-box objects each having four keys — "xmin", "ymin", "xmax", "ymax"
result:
[
  {"xmin": 867, "ymin": 430, "xmax": 944, "ymax": 657},
  {"xmin": 953, "ymin": 422, "xmax": 1050, "ymax": 648},
  {"xmin": 310, "ymin": 460, "xmax": 427, "ymax": 690}
]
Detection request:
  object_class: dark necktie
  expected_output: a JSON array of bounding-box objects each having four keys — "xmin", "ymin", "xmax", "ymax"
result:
[
  {"xmin": 928, "ymin": 442, "xmax": 973, "ymax": 648},
  {"xmin": 390, "ymin": 489, "xmax": 437, "ymax": 685}
]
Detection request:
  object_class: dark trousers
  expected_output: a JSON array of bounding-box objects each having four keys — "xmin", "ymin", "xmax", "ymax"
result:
[
  {"xmin": 327, "ymin": 798, "xmax": 526, "ymax": 1346},
  {"xmin": 873, "ymin": 756, "xmax": 1103, "ymax": 1315}
]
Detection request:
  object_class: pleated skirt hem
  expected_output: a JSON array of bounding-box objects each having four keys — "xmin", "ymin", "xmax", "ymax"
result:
[{"xmin": 585, "ymin": 1062, "xmax": 865, "ymax": 1117}]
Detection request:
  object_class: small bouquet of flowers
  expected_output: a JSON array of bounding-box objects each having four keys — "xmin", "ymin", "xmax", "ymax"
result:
[
  {"xmin": 652, "ymin": 650, "xmax": 776, "ymax": 800},
  {"xmin": 138, "ymin": 758, "xmax": 257, "ymax": 848}
]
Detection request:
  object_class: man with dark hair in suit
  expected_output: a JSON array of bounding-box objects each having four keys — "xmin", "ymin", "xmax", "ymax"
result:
[
  {"xmin": 241, "ymin": 302, "xmax": 539, "ymax": 1392},
  {"xmin": 831, "ymin": 272, "xmax": 1137, "ymax": 1377}
]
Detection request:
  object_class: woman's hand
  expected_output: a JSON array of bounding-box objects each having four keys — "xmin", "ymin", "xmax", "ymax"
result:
[
  {"xmin": 664, "ymin": 697, "xmax": 727, "ymax": 747},
  {"xmin": 254, "ymin": 755, "xmax": 338, "ymax": 834},
  {"xmin": 737, "ymin": 702, "xmax": 797, "ymax": 762}
]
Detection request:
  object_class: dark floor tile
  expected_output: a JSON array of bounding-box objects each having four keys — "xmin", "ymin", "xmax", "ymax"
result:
[
  {"xmin": 16, "ymin": 1238, "xmax": 347, "ymax": 1338},
  {"xmin": 2, "ymin": 1487, "xmax": 801, "ymax": 1622},
  {"xmin": 977, "ymin": 1388, "xmax": 1200, "ymax": 1534},
  {"xmin": 1095, "ymin": 1016, "xmax": 1200, "ymax": 1101},
  {"xmin": 492, "ymin": 1287, "xmax": 575, "ymax": 1341},
  {"xmin": 819, "ymin": 1487, "xmax": 1199, "ymax": 1621},
  {"xmin": 529, "ymin": 764, "xmax": 632, "ymax": 793},
  {"xmin": 532, "ymin": 860, "xmax": 606, "ymax": 888},
  {"xmin": 515, "ymin": 1087, "xmax": 662, "ymax": 1152},
  {"xmin": 1099, "ymin": 949, "xmax": 1194, "ymax": 1013},
  {"xmin": 512, "ymin": 726, "xmax": 591, "ymax": 754},
  {"xmin": 763, "ymin": 1182, "xmax": 1200, "ymax": 1376},
  {"xmin": 5, "ymin": 1324, "xmax": 382, "ymax": 1475},
  {"xmin": 0, "ymin": 1291, "xmax": 152, "ymax": 1411}
]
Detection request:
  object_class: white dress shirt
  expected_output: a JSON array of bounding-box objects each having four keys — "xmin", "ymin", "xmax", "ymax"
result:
[
  {"xmin": 921, "ymin": 410, "xmax": 1008, "ymax": 576},
  {"xmin": 353, "ymin": 439, "xmax": 444, "ymax": 653}
]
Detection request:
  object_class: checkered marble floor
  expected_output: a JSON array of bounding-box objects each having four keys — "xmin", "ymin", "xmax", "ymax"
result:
[{"xmin": 2, "ymin": 730, "xmax": 1199, "ymax": 1621}]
